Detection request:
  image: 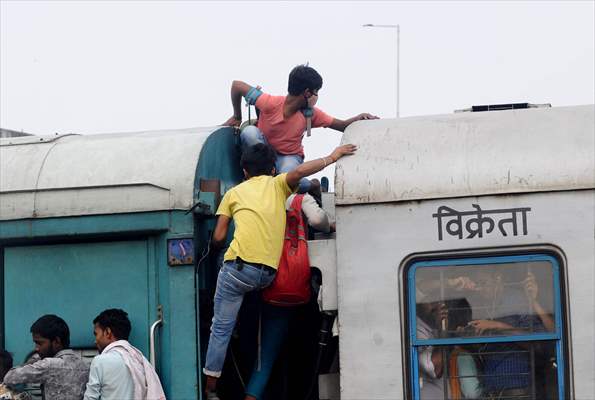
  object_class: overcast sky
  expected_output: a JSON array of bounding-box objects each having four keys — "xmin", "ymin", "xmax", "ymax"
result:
[{"xmin": 1, "ymin": 1, "xmax": 594, "ymax": 183}]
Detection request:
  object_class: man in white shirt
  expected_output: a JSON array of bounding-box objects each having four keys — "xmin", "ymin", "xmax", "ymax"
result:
[
  {"xmin": 286, "ymin": 179, "xmax": 334, "ymax": 235},
  {"xmin": 83, "ymin": 309, "xmax": 165, "ymax": 400}
]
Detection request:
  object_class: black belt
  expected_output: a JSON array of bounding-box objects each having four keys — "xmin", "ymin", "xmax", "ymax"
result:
[{"xmin": 235, "ymin": 257, "xmax": 276, "ymax": 275}]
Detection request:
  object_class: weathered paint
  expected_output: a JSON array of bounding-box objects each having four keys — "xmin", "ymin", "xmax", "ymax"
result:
[
  {"xmin": 4, "ymin": 240, "xmax": 154, "ymax": 364},
  {"xmin": 0, "ymin": 210, "xmax": 199, "ymax": 399},
  {"xmin": 0, "ymin": 127, "xmax": 217, "ymax": 220},
  {"xmin": 308, "ymin": 238, "xmax": 338, "ymax": 311},
  {"xmin": 335, "ymin": 105, "xmax": 595, "ymax": 205},
  {"xmin": 334, "ymin": 190, "xmax": 594, "ymax": 399}
]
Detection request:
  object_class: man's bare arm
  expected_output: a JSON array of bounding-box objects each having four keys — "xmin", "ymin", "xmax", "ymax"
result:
[
  {"xmin": 286, "ymin": 144, "xmax": 357, "ymax": 190},
  {"xmin": 525, "ymin": 272, "xmax": 555, "ymax": 332},
  {"xmin": 212, "ymin": 215, "xmax": 231, "ymax": 248},
  {"xmin": 329, "ymin": 113, "xmax": 379, "ymax": 132},
  {"xmin": 222, "ymin": 80, "xmax": 253, "ymax": 127}
]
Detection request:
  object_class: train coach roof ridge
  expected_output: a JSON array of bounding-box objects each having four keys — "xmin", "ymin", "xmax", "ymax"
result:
[
  {"xmin": 335, "ymin": 104, "xmax": 595, "ymax": 205},
  {"xmin": 0, "ymin": 126, "xmax": 219, "ymax": 220}
]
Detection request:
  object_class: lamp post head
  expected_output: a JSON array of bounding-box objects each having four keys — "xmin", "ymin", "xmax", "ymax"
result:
[{"xmin": 362, "ymin": 23, "xmax": 399, "ymax": 28}]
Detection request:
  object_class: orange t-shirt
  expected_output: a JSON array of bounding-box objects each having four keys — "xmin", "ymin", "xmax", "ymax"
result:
[{"xmin": 255, "ymin": 93, "xmax": 334, "ymax": 157}]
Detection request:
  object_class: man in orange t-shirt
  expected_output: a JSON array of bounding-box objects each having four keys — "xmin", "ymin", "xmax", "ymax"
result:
[{"xmin": 223, "ymin": 64, "xmax": 378, "ymax": 193}]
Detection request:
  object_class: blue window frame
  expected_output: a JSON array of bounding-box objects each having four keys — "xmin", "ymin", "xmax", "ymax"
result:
[{"xmin": 406, "ymin": 254, "xmax": 566, "ymax": 400}]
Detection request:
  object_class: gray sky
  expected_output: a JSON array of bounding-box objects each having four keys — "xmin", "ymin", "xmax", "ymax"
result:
[{"xmin": 1, "ymin": 1, "xmax": 594, "ymax": 183}]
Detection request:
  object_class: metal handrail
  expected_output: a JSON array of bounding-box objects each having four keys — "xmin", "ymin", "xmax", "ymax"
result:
[{"xmin": 149, "ymin": 305, "xmax": 163, "ymax": 368}]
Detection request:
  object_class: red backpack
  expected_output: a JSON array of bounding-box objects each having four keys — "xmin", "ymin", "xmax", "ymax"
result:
[{"xmin": 262, "ymin": 194, "xmax": 311, "ymax": 306}]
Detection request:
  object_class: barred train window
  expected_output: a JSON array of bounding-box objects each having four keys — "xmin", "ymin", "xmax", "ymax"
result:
[{"xmin": 407, "ymin": 254, "xmax": 565, "ymax": 400}]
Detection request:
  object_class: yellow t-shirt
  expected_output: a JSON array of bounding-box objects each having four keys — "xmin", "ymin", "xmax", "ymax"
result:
[{"xmin": 216, "ymin": 173, "xmax": 293, "ymax": 268}]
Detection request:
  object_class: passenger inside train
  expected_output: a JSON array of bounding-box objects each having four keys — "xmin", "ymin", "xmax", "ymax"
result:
[{"xmin": 415, "ymin": 264, "xmax": 559, "ymax": 399}]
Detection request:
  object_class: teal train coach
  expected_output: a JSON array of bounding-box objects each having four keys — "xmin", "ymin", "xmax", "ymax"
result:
[{"xmin": 0, "ymin": 126, "xmax": 243, "ymax": 399}]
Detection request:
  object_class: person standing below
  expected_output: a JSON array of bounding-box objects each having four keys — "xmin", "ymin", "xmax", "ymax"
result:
[
  {"xmin": 222, "ymin": 64, "xmax": 377, "ymax": 193},
  {"xmin": 203, "ymin": 142, "xmax": 357, "ymax": 400},
  {"xmin": 83, "ymin": 309, "xmax": 165, "ymax": 400},
  {"xmin": 3, "ymin": 315, "xmax": 89, "ymax": 400}
]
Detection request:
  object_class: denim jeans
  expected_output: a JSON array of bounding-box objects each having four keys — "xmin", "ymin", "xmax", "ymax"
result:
[
  {"xmin": 203, "ymin": 260, "xmax": 276, "ymax": 377},
  {"xmin": 245, "ymin": 304, "xmax": 292, "ymax": 399},
  {"xmin": 240, "ymin": 125, "xmax": 311, "ymax": 193}
]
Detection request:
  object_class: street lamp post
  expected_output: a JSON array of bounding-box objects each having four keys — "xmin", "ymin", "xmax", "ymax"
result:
[{"xmin": 363, "ymin": 23, "xmax": 400, "ymax": 118}]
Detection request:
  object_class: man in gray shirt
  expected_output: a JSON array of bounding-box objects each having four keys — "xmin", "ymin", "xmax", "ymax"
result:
[{"xmin": 2, "ymin": 315, "xmax": 89, "ymax": 400}]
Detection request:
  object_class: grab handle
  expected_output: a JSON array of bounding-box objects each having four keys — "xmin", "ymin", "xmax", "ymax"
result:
[{"xmin": 150, "ymin": 305, "xmax": 164, "ymax": 368}]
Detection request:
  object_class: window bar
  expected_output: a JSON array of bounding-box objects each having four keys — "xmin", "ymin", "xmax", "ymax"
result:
[
  {"xmin": 527, "ymin": 265, "xmax": 536, "ymax": 400},
  {"xmin": 440, "ymin": 270, "xmax": 449, "ymax": 400}
]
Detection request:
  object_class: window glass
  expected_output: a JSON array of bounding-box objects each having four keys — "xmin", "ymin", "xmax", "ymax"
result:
[
  {"xmin": 417, "ymin": 341, "xmax": 560, "ymax": 400},
  {"xmin": 415, "ymin": 261, "xmax": 556, "ymax": 339}
]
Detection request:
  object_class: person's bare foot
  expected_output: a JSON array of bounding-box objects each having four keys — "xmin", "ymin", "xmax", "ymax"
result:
[{"xmin": 204, "ymin": 376, "xmax": 219, "ymax": 399}]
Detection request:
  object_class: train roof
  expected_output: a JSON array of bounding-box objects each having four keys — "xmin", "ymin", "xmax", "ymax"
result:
[
  {"xmin": 0, "ymin": 127, "xmax": 217, "ymax": 220},
  {"xmin": 335, "ymin": 104, "xmax": 595, "ymax": 205}
]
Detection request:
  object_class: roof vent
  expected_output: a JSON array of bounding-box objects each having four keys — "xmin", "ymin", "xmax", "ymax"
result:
[{"xmin": 455, "ymin": 103, "xmax": 551, "ymax": 113}]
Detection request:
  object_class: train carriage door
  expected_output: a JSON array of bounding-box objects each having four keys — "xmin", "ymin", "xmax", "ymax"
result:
[{"xmin": 2, "ymin": 240, "xmax": 158, "ymax": 366}]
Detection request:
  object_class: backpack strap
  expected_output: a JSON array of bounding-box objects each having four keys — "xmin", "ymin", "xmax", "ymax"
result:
[
  {"xmin": 286, "ymin": 195, "xmax": 307, "ymax": 246},
  {"xmin": 301, "ymin": 107, "xmax": 313, "ymax": 137}
]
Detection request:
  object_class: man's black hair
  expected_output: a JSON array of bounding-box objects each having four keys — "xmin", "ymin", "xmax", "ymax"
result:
[
  {"xmin": 93, "ymin": 308, "xmax": 131, "ymax": 340},
  {"xmin": 241, "ymin": 143, "xmax": 277, "ymax": 177},
  {"xmin": 30, "ymin": 315, "xmax": 70, "ymax": 348},
  {"xmin": 0, "ymin": 349, "xmax": 13, "ymax": 381},
  {"xmin": 447, "ymin": 298, "xmax": 472, "ymax": 330},
  {"xmin": 288, "ymin": 64, "xmax": 323, "ymax": 96}
]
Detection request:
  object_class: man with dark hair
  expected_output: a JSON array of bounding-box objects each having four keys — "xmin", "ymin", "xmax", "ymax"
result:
[
  {"xmin": 3, "ymin": 315, "xmax": 89, "ymax": 399},
  {"xmin": 467, "ymin": 270, "xmax": 554, "ymax": 399},
  {"xmin": 203, "ymin": 141, "xmax": 356, "ymax": 399},
  {"xmin": 223, "ymin": 64, "xmax": 377, "ymax": 193},
  {"xmin": 84, "ymin": 308, "xmax": 165, "ymax": 400}
]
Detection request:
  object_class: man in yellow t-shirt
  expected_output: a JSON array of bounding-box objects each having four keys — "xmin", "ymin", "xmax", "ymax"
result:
[{"xmin": 203, "ymin": 142, "xmax": 357, "ymax": 399}]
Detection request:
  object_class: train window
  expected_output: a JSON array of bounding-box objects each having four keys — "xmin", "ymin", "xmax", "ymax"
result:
[{"xmin": 406, "ymin": 254, "xmax": 566, "ymax": 400}]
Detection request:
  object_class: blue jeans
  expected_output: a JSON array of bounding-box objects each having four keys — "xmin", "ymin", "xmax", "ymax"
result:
[
  {"xmin": 240, "ymin": 125, "xmax": 311, "ymax": 193},
  {"xmin": 203, "ymin": 260, "xmax": 276, "ymax": 377},
  {"xmin": 245, "ymin": 304, "xmax": 292, "ymax": 399}
]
